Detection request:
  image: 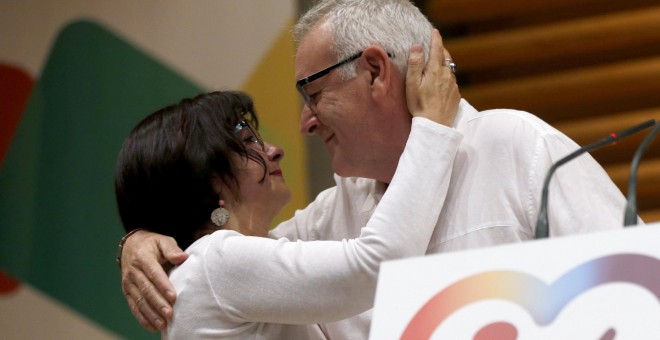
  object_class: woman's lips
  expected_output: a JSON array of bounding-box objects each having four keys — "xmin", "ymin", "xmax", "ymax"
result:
[{"xmin": 270, "ymin": 169, "xmax": 283, "ymax": 176}]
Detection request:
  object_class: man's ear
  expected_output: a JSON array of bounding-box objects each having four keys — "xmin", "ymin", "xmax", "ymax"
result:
[{"xmin": 360, "ymin": 45, "xmax": 393, "ymax": 99}]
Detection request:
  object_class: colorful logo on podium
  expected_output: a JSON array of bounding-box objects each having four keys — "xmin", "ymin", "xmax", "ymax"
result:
[{"xmin": 401, "ymin": 253, "xmax": 660, "ymax": 339}]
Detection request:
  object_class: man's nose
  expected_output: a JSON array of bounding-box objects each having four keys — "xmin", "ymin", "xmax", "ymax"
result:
[{"xmin": 300, "ymin": 105, "xmax": 320, "ymax": 135}]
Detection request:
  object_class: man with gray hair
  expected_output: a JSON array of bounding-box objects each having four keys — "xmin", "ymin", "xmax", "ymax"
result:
[{"xmin": 119, "ymin": 0, "xmax": 628, "ymax": 338}]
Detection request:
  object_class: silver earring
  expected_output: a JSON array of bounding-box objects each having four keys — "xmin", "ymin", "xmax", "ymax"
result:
[{"xmin": 211, "ymin": 201, "xmax": 229, "ymax": 227}]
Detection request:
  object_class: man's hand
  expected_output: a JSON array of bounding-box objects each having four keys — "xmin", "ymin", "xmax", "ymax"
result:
[
  {"xmin": 406, "ymin": 29, "xmax": 460, "ymax": 127},
  {"xmin": 120, "ymin": 230, "xmax": 188, "ymax": 331}
]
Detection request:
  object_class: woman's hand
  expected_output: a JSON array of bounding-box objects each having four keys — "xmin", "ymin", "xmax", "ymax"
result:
[
  {"xmin": 120, "ymin": 230, "xmax": 187, "ymax": 331},
  {"xmin": 406, "ymin": 29, "xmax": 460, "ymax": 127}
]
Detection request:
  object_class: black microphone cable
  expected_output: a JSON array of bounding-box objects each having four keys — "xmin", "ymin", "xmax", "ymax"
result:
[
  {"xmin": 535, "ymin": 119, "xmax": 656, "ymax": 239},
  {"xmin": 624, "ymin": 120, "xmax": 660, "ymax": 226}
]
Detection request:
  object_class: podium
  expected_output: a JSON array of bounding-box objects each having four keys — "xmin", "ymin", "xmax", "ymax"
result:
[{"xmin": 370, "ymin": 223, "xmax": 660, "ymax": 339}]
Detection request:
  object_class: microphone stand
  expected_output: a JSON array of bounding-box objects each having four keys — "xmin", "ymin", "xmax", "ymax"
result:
[
  {"xmin": 535, "ymin": 119, "xmax": 656, "ymax": 239},
  {"xmin": 624, "ymin": 122, "xmax": 660, "ymax": 226}
]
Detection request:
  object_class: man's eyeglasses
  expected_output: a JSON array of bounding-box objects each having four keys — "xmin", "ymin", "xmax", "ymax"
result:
[
  {"xmin": 296, "ymin": 51, "xmax": 364, "ymax": 107},
  {"xmin": 234, "ymin": 120, "xmax": 265, "ymax": 151},
  {"xmin": 296, "ymin": 51, "xmax": 394, "ymax": 107}
]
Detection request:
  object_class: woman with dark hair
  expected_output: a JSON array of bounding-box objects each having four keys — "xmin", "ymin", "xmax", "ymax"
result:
[
  {"xmin": 115, "ymin": 91, "xmax": 283, "ymax": 251},
  {"xmin": 114, "ymin": 38, "xmax": 460, "ymax": 338}
]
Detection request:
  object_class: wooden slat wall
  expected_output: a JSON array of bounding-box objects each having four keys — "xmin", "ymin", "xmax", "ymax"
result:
[{"xmin": 421, "ymin": 0, "xmax": 660, "ymax": 223}]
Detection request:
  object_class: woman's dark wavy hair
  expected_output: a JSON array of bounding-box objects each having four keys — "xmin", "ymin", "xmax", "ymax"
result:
[{"xmin": 115, "ymin": 91, "xmax": 267, "ymax": 249}]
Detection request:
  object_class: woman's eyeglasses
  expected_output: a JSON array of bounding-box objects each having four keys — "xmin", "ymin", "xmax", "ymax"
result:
[{"xmin": 234, "ymin": 120, "xmax": 265, "ymax": 151}]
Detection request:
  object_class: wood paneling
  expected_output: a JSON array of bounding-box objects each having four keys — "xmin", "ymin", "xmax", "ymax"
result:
[
  {"xmin": 460, "ymin": 56, "xmax": 660, "ymax": 121},
  {"xmin": 444, "ymin": 6, "xmax": 660, "ymax": 73},
  {"xmin": 423, "ymin": 0, "xmax": 660, "ymax": 223}
]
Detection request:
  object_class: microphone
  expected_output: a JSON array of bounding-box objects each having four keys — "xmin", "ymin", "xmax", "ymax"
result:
[
  {"xmin": 624, "ymin": 121, "xmax": 660, "ymax": 226},
  {"xmin": 535, "ymin": 119, "xmax": 656, "ymax": 239}
]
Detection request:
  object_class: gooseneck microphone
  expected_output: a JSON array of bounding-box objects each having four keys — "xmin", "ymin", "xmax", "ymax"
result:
[
  {"xmin": 535, "ymin": 119, "xmax": 656, "ymax": 239},
  {"xmin": 624, "ymin": 121, "xmax": 660, "ymax": 226}
]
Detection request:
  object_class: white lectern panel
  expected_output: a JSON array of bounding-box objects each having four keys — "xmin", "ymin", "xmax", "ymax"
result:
[{"xmin": 370, "ymin": 224, "xmax": 660, "ymax": 339}]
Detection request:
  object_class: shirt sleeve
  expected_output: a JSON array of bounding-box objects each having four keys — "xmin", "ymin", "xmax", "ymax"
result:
[{"xmin": 203, "ymin": 117, "xmax": 462, "ymax": 324}]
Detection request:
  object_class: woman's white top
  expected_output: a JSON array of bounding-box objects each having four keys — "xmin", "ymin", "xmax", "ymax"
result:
[{"xmin": 164, "ymin": 118, "xmax": 462, "ymax": 339}]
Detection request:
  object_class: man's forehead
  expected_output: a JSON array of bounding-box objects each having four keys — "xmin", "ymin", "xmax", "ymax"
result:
[{"xmin": 295, "ymin": 22, "xmax": 335, "ymax": 78}]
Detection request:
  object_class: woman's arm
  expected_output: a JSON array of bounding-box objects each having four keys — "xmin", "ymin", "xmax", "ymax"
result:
[
  {"xmin": 204, "ymin": 120, "xmax": 461, "ymax": 324},
  {"xmin": 197, "ymin": 29, "xmax": 462, "ymax": 323}
]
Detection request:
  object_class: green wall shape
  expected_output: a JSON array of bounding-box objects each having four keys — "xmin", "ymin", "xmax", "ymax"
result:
[{"xmin": 0, "ymin": 20, "xmax": 205, "ymax": 338}]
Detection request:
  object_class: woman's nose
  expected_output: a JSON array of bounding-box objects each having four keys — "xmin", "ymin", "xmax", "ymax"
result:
[{"xmin": 264, "ymin": 141, "xmax": 284, "ymax": 162}]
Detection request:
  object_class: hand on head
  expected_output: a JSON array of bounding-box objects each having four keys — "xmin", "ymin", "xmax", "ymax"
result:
[
  {"xmin": 120, "ymin": 230, "xmax": 186, "ymax": 331},
  {"xmin": 406, "ymin": 29, "xmax": 460, "ymax": 127}
]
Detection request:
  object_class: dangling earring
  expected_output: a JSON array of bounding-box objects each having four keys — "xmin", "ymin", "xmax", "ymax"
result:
[{"xmin": 211, "ymin": 200, "xmax": 229, "ymax": 227}]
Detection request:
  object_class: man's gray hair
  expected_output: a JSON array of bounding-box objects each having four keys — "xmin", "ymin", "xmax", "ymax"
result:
[{"xmin": 294, "ymin": 0, "xmax": 433, "ymax": 79}]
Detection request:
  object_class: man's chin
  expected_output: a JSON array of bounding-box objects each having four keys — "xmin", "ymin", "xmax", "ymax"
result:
[
  {"xmin": 331, "ymin": 160, "xmax": 362, "ymax": 178},
  {"xmin": 332, "ymin": 160, "xmax": 391, "ymax": 183}
]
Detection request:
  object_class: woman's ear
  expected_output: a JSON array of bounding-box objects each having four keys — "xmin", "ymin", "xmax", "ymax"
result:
[
  {"xmin": 211, "ymin": 174, "xmax": 240, "ymax": 205},
  {"xmin": 360, "ymin": 45, "xmax": 393, "ymax": 97},
  {"xmin": 210, "ymin": 174, "xmax": 229, "ymax": 200},
  {"xmin": 210, "ymin": 174, "xmax": 222, "ymax": 192}
]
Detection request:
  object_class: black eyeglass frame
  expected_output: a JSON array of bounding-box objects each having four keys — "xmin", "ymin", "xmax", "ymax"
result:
[
  {"xmin": 234, "ymin": 119, "xmax": 265, "ymax": 151},
  {"xmin": 295, "ymin": 51, "xmax": 395, "ymax": 107},
  {"xmin": 296, "ymin": 51, "xmax": 363, "ymax": 106}
]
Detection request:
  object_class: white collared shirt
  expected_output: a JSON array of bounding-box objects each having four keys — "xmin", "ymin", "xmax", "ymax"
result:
[{"xmin": 271, "ymin": 99, "xmax": 629, "ymax": 339}]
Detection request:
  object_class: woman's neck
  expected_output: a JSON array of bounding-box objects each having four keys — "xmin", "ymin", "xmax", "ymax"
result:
[
  {"xmin": 222, "ymin": 201, "xmax": 273, "ymax": 237},
  {"xmin": 224, "ymin": 216, "xmax": 269, "ymax": 237},
  {"xmin": 194, "ymin": 214, "xmax": 272, "ymax": 244}
]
